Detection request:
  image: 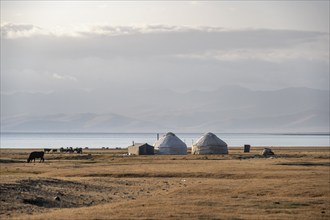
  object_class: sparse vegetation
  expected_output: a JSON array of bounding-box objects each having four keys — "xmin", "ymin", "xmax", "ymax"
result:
[{"xmin": 0, "ymin": 147, "xmax": 329, "ymax": 219}]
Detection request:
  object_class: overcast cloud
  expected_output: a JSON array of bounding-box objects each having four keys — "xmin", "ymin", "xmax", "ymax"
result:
[
  {"xmin": 2, "ymin": 24, "xmax": 329, "ymax": 94},
  {"xmin": 1, "ymin": 1, "xmax": 329, "ymax": 132}
]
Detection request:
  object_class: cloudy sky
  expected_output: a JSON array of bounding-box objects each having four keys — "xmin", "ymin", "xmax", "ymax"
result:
[{"xmin": 1, "ymin": 1, "xmax": 329, "ymax": 126}]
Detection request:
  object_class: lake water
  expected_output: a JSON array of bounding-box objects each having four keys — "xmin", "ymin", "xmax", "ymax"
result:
[{"xmin": 0, "ymin": 132, "xmax": 329, "ymax": 149}]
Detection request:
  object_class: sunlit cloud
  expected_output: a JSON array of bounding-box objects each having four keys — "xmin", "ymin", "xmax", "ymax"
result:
[
  {"xmin": 0, "ymin": 90, "xmax": 54, "ymax": 96},
  {"xmin": 52, "ymin": 73, "xmax": 78, "ymax": 81},
  {"xmin": 1, "ymin": 23, "xmax": 48, "ymax": 38},
  {"xmin": 175, "ymin": 47, "xmax": 329, "ymax": 63},
  {"xmin": 1, "ymin": 23, "xmax": 231, "ymax": 38}
]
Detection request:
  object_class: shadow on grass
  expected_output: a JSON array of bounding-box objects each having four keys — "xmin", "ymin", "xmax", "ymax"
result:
[
  {"xmin": 0, "ymin": 159, "xmax": 25, "ymax": 163},
  {"xmin": 276, "ymin": 162, "xmax": 330, "ymax": 167},
  {"xmin": 261, "ymin": 201, "xmax": 310, "ymax": 209}
]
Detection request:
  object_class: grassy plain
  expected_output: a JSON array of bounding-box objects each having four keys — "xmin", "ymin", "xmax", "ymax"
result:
[{"xmin": 0, "ymin": 147, "xmax": 329, "ymax": 219}]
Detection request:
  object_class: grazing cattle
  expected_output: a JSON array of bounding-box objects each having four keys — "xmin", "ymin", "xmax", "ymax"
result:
[
  {"xmin": 27, "ymin": 151, "xmax": 45, "ymax": 163},
  {"xmin": 52, "ymin": 149, "xmax": 58, "ymax": 153},
  {"xmin": 44, "ymin": 148, "xmax": 51, "ymax": 153},
  {"xmin": 59, "ymin": 147, "xmax": 80, "ymax": 153},
  {"xmin": 74, "ymin": 147, "xmax": 83, "ymax": 154}
]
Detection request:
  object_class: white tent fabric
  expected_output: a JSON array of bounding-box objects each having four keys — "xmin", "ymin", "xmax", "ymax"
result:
[
  {"xmin": 153, "ymin": 132, "xmax": 187, "ymax": 155},
  {"xmin": 192, "ymin": 132, "xmax": 228, "ymax": 154}
]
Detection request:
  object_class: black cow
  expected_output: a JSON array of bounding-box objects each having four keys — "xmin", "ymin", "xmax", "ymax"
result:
[
  {"xmin": 67, "ymin": 147, "xmax": 74, "ymax": 153},
  {"xmin": 27, "ymin": 151, "xmax": 45, "ymax": 163},
  {"xmin": 74, "ymin": 147, "xmax": 83, "ymax": 154}
]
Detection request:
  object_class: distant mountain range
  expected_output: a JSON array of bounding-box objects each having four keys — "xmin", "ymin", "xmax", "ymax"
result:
[
  {"xmin": 1, "ymin": 86, "xmax": 329, "ymax": 133},
  {"xmin": 1, "ymin": 113, "xmax": 165, "ymax": 133}
]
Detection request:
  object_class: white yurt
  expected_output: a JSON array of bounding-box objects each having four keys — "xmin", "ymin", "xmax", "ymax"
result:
[
  {"xmin": 192, "ymin": 132, "xmax": 228, "ymax": 155},
  {"xmin": 153, "ymin": 132, "xmax": 187, "ymax": 155}
]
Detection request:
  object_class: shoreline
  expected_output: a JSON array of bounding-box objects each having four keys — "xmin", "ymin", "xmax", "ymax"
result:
[
  {"xmin": 2, "ymin": 133, "xmax": 329, "ymax": 148},
  {"xmin": 2, "ymin": 131, "xmax": 330, "ymax": 135},
  {"xmin": 1, "ymin": 146, "xmax": 330, "ymax": 150}
]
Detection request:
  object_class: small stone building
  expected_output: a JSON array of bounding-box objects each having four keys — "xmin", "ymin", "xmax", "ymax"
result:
[{"xmin": 128, "ymin": 143, "xmax": 154, "ymax": 155}]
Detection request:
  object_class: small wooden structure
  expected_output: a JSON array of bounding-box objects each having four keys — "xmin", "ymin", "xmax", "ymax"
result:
[
  {"xmin": 244, "ymin": 145, "xmax": 251, "ymax": 153},
  {"xmin": 128, "ymin": 143, "xmax": 154, "ymax": 155}
]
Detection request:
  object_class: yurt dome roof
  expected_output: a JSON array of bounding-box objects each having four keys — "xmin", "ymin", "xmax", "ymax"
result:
[
  {"xmin": 154, "ymin": 132, "xmax": 187, "ymax": 148},
  {"xmin": 192, "ymin": 132, "xmax": 228, "ymax": 155},
  {"xmin": 153, "ymin": 132, "xmax": 187, "ymax": 155},
  {"xmin": 194, "ymin": 132, "xmax": 227, "ymax": 147}
]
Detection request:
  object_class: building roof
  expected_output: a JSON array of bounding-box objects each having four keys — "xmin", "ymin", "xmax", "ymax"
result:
[
  {"xmin": 192, "ymin": 132, "xmax": 228, "ymax": 154},
  {"xmin": 128, "ymin": 143, "xmax": 152, "ymax": 148},
  {"xmin": 154, "ymin": 132, "xmax": 187, "ymax": 149},
  {"xmin": 193, "ymin": 132, "xmax": 227, "ymax": 147},
  {"xmin": 153, "ymin": 132, "xmax": 187, "ymax": 154}
]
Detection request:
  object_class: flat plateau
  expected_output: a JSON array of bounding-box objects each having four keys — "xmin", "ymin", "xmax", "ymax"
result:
[{"xmin": 0, "ymin": 147, "xmax": 329, "ymax": 219}]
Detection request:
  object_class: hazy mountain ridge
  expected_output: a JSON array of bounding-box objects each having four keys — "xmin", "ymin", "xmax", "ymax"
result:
[
  {"xmin": 1, "ymin": 86, "xmax": 329, "ymax": 133},
  {"xmin": 1, "ymin": 113, "xmax": 165, "ymax": 133}
]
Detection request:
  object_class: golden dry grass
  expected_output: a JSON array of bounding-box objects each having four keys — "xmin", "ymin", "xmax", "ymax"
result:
[{"xmin": 0, "ymin": 147, "xmax": 329, "ymax": 219}]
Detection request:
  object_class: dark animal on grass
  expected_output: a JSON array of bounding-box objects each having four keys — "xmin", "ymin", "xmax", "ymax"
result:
[
  {"xmin": 27, "ymin": 151, "xmax": 45, "ymax": 163},
  {"xmin": 68, "ymin": 147, "xmax": 74, "ymax": 153},
  {"xmin": 44, "ymin": 148, "xmax": 51, "ymax": 153},
  {"xmin": 52, "ymin": 149, "xmax": 58, "ymax": 153},
  {"xmin": 74, "ymin": 147, "xmax": 83, "ymax": 154}
]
